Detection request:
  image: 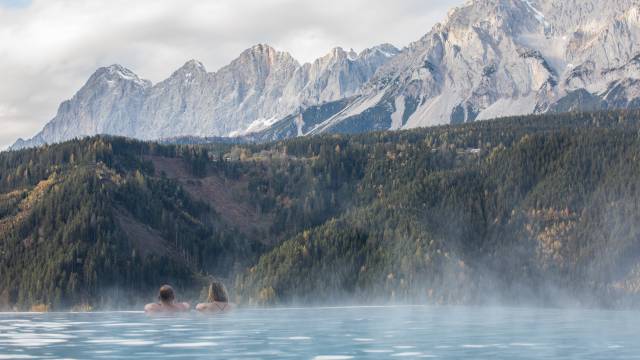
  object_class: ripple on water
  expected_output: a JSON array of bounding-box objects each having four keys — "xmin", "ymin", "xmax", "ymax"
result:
[
  {"xmin": 392, "ymin": 352, "xmax": 424, "ymax": 357},
  {"xmin": 86, "ymin": 339, "xmax": 155, "ymax": 346},
  {"xmin": 0, "ymin": 333, "xmax": 71, "ymax": 348},
  {"xmin": 102, "ymin": 323, "xmax": 151, "ymax": 327},
  {"xmin": 158, "ymin": 342, "xmax": 219, "ymax": 348},
  {"xmin": 312, "ymin": 357, "xmax": 354, "ymax": 360},
  {"xmin": 12, "ymin": 322, "xmax": 66, "ymax": 328},
  {"xmin": 0, "ymin": 320, "xmax": 29, "ymax": 323},
  {"xmin": 196, "ymin": 336, "xmax": 231, "ymax": 340},
  {"xmin": 0, "ymin": 333, "xmax": 73, "ymax": 339},
  {"xmin": 353, "ymin": 338, "xmax": 374, "ymax": 342},
  {"xmin": 0, "ymin": 339, "xmax": 67, "ymax": 347},
  {"xmin": 462, "ymin": 344, "xmax": 501, "ymax": 349},
  {"xmin": 132, "ymin": 352, "xmax": 165, "ymax": 356}
]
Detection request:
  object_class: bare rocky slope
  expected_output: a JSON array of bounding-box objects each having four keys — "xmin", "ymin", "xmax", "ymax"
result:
[
  {"xmin": 12, "ymin": 44, "xmax": 398, "ymax": 149},
  {"xmin": 259, "ymin": 0, "xmax": 640, "ymax": 139},
  {"xmin": 12, "ymin": 0, "xmax": 640, "ymax": 148}
]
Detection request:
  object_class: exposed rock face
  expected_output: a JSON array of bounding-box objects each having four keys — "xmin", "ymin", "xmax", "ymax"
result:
[
  {"xmin": 293, "ymin": 0, "xmax": 640, "ymax": 136},
  {"xmin": 13, "ymin": 65, "xmax": 151, "ymax": 149},
  {"xmin": 12, "ymin": 44, "xmax": 399, "ymax": 149},
  {"xmin": 13, "ymin": 0, "xmax": 640, "ymax": 149}
]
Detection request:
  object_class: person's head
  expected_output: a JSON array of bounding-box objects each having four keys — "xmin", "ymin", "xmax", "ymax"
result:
[
  {"xmin": 207, "ymin": 281, "xmax": 228, "ymax": 303},
  {"xmin": 158, "ymin": 285, "xmax": 176, "ymax": 304}
]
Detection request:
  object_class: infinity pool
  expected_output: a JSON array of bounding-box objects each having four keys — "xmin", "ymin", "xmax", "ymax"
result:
[{"xmin": 0, "ymin": 306, "xmax": 638, "ymax": 359}]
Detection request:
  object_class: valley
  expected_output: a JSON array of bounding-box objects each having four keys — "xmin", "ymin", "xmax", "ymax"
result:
[{"xmin": 2, "ymin": 110, "xmax": 640, "ymax": 310}]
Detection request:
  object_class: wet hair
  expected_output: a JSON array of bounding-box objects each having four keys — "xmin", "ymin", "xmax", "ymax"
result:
[
  {"xmin": 158, "ymin": 285, "xmax": 175, "ymax": 304},
  {"xmin": 207, "ymin": 281, "xmax": 228, "ymax": 303}
]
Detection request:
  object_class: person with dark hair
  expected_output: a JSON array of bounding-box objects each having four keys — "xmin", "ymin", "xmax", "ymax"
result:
[
  {"xmin": 196, "ymin": 280, "xmax": 234, "ymax": 313},
  {"xmin": 144, "ymin": 285, "xmax": 190, "ymax": 313}
]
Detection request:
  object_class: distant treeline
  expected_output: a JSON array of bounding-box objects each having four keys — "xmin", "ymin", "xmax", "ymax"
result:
[{"xmin": 1, "ymin": 110, "xmax": 640, "ymax": 310}]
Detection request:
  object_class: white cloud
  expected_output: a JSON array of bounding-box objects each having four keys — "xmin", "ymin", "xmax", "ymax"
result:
[{"xmin": 0, "ymin": 0, "xmax": 461, "ymax": 149}]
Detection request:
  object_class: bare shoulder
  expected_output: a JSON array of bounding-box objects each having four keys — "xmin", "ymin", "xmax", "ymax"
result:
[
  {"xmin": 145, "ymin": 302, "xmax": 190, "ymax": 313},
  {"xmin": 144, "ymin": 303, "xmax": 160, "ymax": 312},
  {"xmin": 195, "ymin": 303, "xmax": 214, "ymax": 312}
]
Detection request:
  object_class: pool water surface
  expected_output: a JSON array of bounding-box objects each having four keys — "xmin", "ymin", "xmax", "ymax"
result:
[{"xmin": 0, "ymin": 306, "xmax": 638, "ymax": 359}]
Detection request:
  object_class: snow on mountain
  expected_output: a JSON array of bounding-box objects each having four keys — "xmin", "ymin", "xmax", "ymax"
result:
[
  {"xmin": 12, "ymin": 65, "xmax": 152, "ymax": 149},
  {"xmin": 12, "ymin": 44, "xmax": 399, "ymax": 149},
  {"xmin": 290, "ymin": 0, "xmax": 640, "ymax": 136},
  {"xmin": 12, "ymin": 0, "xmax": 640, "ymax": 149}
]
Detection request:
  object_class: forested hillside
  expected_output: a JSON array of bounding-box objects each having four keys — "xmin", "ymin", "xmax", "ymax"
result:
[{"xmin": 2, "ymin": 110, "xmax": 640, "ymax": 310}]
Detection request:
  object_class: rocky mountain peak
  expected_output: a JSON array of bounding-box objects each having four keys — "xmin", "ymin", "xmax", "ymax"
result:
[
  {"xmin": 240, "ymin": 44, "xmax": 298, "ymax": 67},
  {"xmin": 180, "ymin": 59, "xmax": 207, "ymax": 72},
  {"xmin": 91, "ymin": 64, "xmax": 151, "ymax": 88},
  {"xmin": 167, "ymin": 59, "xmax": 208, "ymax": 83},
  {"xmin": 360, "ymin": 44, "xmax": 400, "ymax": 59},
  {"xmin": 324, "ymin": 47, "xmax": 353, "ymax": 60}
]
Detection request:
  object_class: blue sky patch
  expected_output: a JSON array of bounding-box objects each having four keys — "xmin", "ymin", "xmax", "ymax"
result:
[{"xmin": 0, "ymin": 0, "xmax": 31, "ymax": 8}]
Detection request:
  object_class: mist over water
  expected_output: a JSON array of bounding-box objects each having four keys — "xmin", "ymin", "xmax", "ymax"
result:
[{"xmin": 0, "ymin": 306, "xmax": 638, "ymax": 359}]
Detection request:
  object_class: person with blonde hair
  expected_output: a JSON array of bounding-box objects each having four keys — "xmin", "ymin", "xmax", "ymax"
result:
[
  {"xmin": 196, "ymin": 280, "xmax": 234, "ymax": 313},
  {"xmin": 144, "ymin": 285, "xmax": 190, "ymax": 313}
]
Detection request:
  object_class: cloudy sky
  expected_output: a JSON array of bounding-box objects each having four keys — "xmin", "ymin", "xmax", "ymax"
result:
[{"xmin": 0, "ymin": 0, "xmax": 461, "ymax": 149}]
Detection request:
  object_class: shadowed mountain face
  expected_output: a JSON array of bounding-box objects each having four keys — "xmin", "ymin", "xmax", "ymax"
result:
[
  {"xmin": 2, "ymin": 111, "xmax": 640, "ymax": 310},
  {"xmin": 11, "ymin": 44, "xmax": 399, "ymax": 150}
]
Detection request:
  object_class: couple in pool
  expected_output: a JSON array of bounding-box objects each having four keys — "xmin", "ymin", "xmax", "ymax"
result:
[{"xmin": 144, "ymin": 281, "xmax": 234, "ymax": 314}]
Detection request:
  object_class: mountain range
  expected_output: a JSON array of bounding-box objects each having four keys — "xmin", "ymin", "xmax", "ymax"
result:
[
  {"xmin": 11, "ymin": 44, "xmax": 399, "ymax": 149},
  {"xmin": 12, "ymin": 0, "xmax": 640, "ymax": 149}
]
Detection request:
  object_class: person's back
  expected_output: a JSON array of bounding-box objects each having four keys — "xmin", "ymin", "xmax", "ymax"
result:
[
  {"xmin": 144, "ymin": 285, "xmax": 190, "ymax": 314},
  {"xmin": 196, "ymin": 281, "xmax": 234, "ymax": 314}
]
